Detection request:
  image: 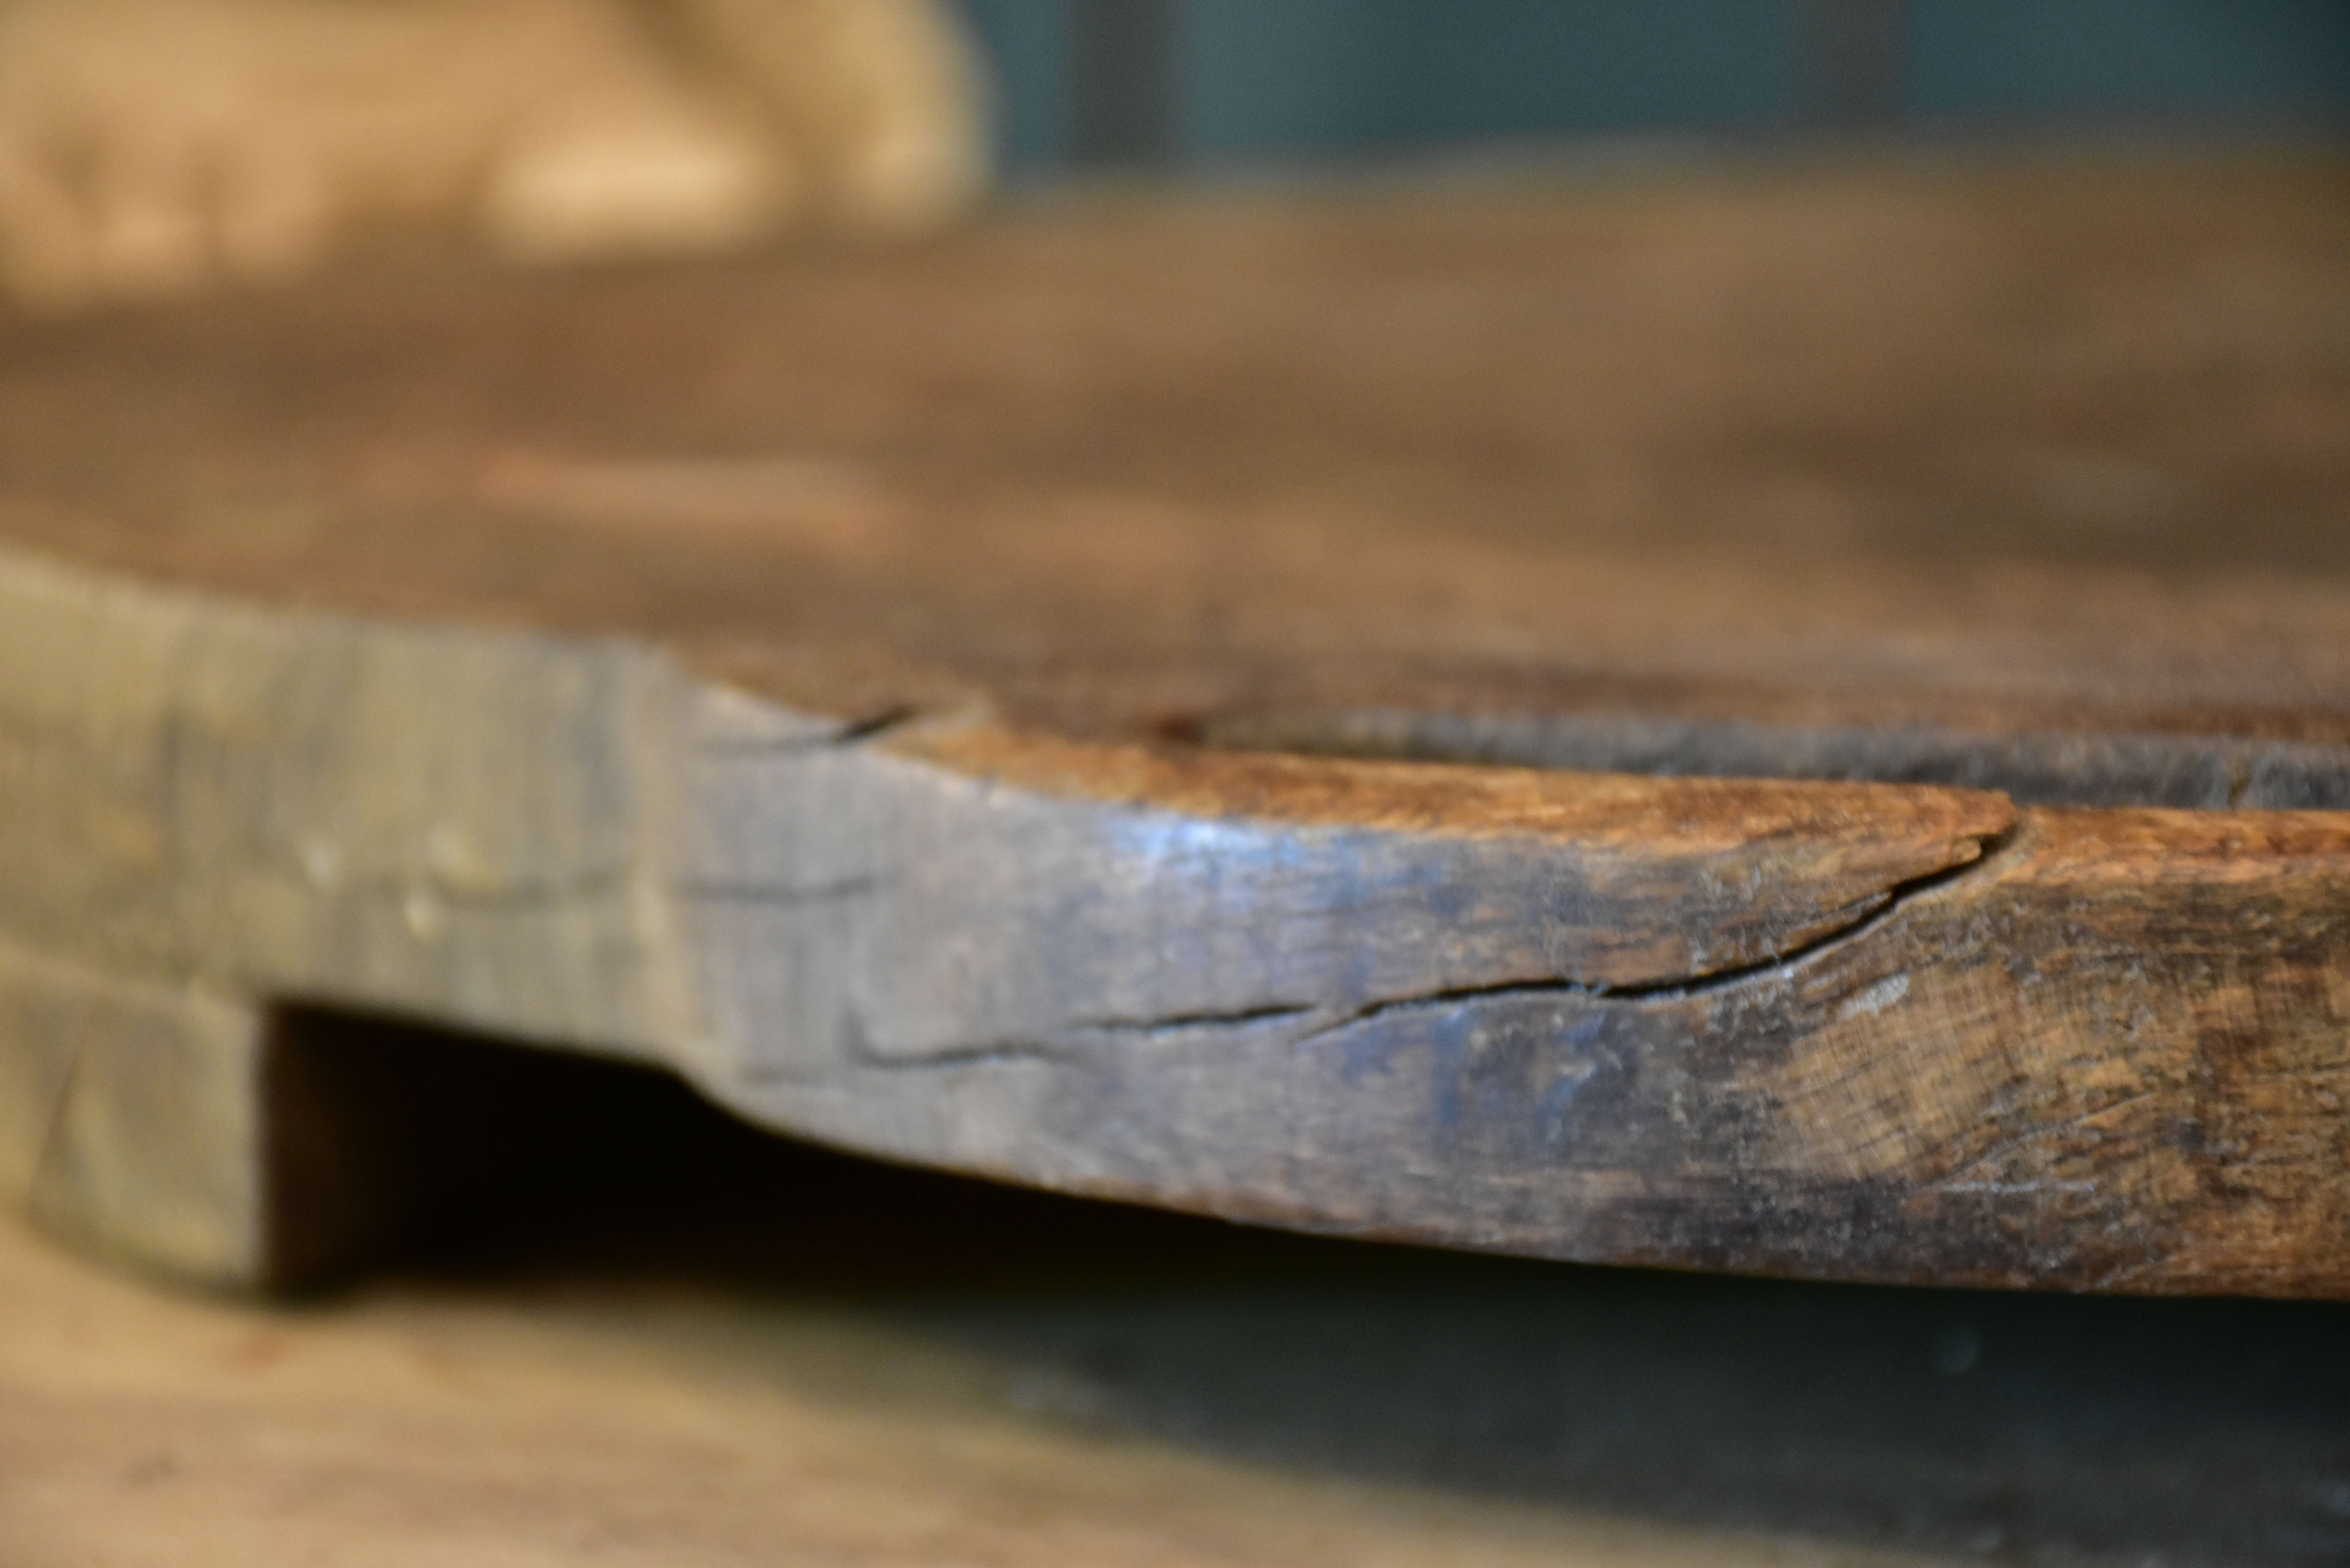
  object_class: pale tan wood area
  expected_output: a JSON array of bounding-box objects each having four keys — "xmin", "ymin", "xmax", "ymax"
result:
[
  {"xmin": 1, "ymin": 148, "xmax": 2349, "ymax": 1296},
  {"xmin": 9, "ymin": 1222, "xmax": 1812, "ymax": 1568},
  {"xmin": 0, "ymin": 1187, "xmax": 1923, "ymax": 1567}
]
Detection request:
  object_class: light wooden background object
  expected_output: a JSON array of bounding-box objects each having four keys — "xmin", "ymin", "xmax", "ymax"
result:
[{"xmin": 1, "ymin": 149, "xmax": 2346, "ymax": 1296}]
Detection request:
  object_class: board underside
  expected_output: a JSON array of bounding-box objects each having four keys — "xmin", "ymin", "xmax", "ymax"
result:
[{"xmin": 2, "ymin": 149, "xmax": 2348, "ymax": 1294}]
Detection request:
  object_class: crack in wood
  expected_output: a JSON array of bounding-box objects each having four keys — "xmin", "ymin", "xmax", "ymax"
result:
[
  {"xmin": 827, "ymin": 822, "xmax": 2025, "ymax": 1073},
  {"xmin": 1066, "ymin": 1001, "xmax": 1323, "ymax": 1036},
  {"xmin": 678, "ymin": 876, "xmax": 883, "ymax": 906},
  {"xmin": 691, "ymin": 702, "xmax": 931, "ymax": 756}
]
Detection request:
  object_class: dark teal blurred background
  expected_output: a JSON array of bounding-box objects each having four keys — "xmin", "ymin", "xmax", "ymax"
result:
[{"xmin": 956, "ymin": 1, "xmax": 2350, "ymax": 175}]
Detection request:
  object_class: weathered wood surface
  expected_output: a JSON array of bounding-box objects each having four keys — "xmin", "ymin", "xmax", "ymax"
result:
[{"xmin": 1, "ymin": 149, "xmax": 2348, "ymax": 1294}]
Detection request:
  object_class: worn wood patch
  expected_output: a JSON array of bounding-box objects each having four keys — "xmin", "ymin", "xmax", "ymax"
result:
[{"xmin": 1, "ymin": 151, "xmax": 2347, "ymax": 1293}]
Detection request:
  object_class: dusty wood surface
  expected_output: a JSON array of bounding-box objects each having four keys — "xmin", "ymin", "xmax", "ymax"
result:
[{"xmin": 0, "ymin": 148, "xmax": 2347, "ymax": 1294}]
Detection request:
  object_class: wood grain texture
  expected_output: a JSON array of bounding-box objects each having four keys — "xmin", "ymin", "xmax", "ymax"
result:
[{"xmin": 1, "ymin": 149, "xmax": 2347, "ymax": 1294}]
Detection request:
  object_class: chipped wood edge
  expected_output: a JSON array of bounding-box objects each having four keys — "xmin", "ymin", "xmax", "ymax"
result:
[{"xmin": 0, "ymin": 540, "xmax": 2344, "ymax": 1295}]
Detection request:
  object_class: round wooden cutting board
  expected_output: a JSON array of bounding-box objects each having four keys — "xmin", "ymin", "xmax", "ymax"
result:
[{"xmin": 2, "ymin": 148, "xmax": 2347, "ymax": 1296}]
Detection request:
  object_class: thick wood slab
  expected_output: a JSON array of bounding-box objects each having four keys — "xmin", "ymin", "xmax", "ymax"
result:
[{"xmin": 2, "ymin": 149, "xmax": 2348, "ymax": 1293}]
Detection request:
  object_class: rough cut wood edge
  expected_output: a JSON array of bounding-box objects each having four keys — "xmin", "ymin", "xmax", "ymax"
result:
[
  {"xmin": 0, "ymin": 539, "xmax": 2344, "ymax": 1295},
  {"xmin": 0, "ymin": 937, "xmax": 266, "ymax": 1282}
]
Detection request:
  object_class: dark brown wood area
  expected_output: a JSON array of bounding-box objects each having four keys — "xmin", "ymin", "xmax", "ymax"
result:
[{"xmin": 1, "ymin": 148, "xmax": 2346, "ymax": 1296}]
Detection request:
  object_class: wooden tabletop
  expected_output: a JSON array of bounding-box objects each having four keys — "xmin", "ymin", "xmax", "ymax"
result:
[
  {"xmin": 6, "ymin": 1044, "xmax": 2346, "ymax": 1567},
  {"xmin": 4, "ymin": 1208, "xmax": 1887, "ymax": 1568},
  {"xmin": 2, "ymin": 147, "xmax": 2348, "ymax": 1297}
]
